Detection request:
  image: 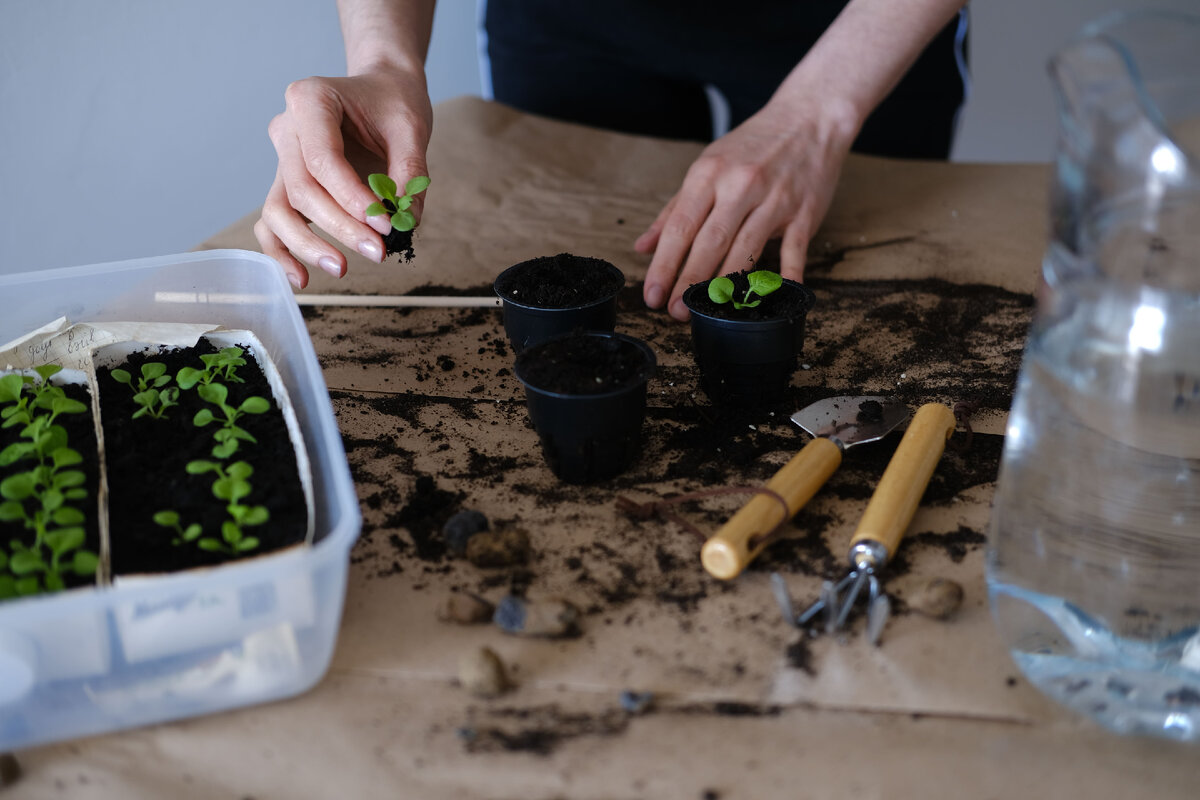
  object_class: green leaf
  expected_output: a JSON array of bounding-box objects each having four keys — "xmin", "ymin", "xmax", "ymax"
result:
[
  {"xmin": 15, "ymin": 576, "xmax": 40, "ymax": 595},
  {"xmin": 707, "ymin": 276, "xmax": 735, "ymax": 304},
  {"xmin": 186, "ymin": 460, "xmax": 218, "ymax": 474},
  {"xmin": 110, "ymin": 368, "xmax": 132, "ymax": 386},
  {"xmin": 64, "ymin": 488, "xmax": 87, "ymax": 500},
  {"xmin": 212, "ymin": 439, "xmax": 239, "ymax": 459},
  {"xmin": 391, "ymin": 209, "xmax": 415, "ymax": 232},
  {"xmin": 0, "ymin": 501, "xmax": 23, "ymax": 522},
  {"xmin": 0, "ymin": 441, "xmax": 35, "ymax": 466},
  {"xmin": 52, "ymin": 470, "xmax": 85, "ymax": 490},
  {"xmin": 240, "ymin": 396, "xmax": 270, "ymax": 414},
  {"xmin": 197, "ymin": 538, "xmax": 224, "ymax": 552},
  {"xmin": 182, "ymin": 524, "xmax": 202, "ymax": 541},
  {"xmin": 213, "ymin": 477, "xmax": 250, "ymax": 502},
  {"xmin": 193, "ymin": 408, "xmax": 215, "ymax": 427},
  {"xmin": 52, "ymin": 506, "xmax": 84, "ymax": 526},
  {"xmin": 396, "ymin": 195, "xmax": 412, "ymax": 211},
  {"xmin": 72, "ymin": 549, "xmax": 98, "ymax": 576},
  {"xmin": 746, "ymin": 270, "xmax": 783, "ymax": 298},
  {"xmin": 133, "ymin": 389, "xmax": 159, "ymax": 409},
  {"xmin": 0, "ymin": 575, "xmax": 14, "ymax": 599},
  {"xmin": 44, "ymin": 572, "xmax": 65, "ymax": 592},
  {"xmin": 34, "ymin": 364, "xmax": 62, "ymax": 382},
  {"xmin": 237, "ymin": 537, "xmax": 260, "ymax": 552},
  {"xmin": 0, "ymin": 472, "xmax": 36, "ymax": 501},
  {"xmin": 0, "ymin": 374, "xmax": 25, "ymax": 402},
  {"xmin": 176, "ymin": 367, "xmax": 203, "ymax": 389},
  {"xmin": 733, "ymin": 298, "xmax": 762, "ymax": 310},
  {"xmin": 365, "ymin": 201, "xmax": 388, "ymax": 217},
  {"xmin": 242, "ymin": 506, "xmax": 270, "ymax": 526},
  {"xmin": 197, "ymin": 382, "xmax": 228, "ymax": 406},
  {"xmin": 368, "ymin": 173, "xmax": 398, "ymax": 201},
  {"xmin": 50, "ymin": 396, "xmax": 86, "ymax": 416},
  {"xmin": 10, "ymin": 549, "xmax": 45, "ymax": 575},
  {"xmin": 404, "ymin": 175, "xmax": 430, "ymax": 195},
  {"xmin": 39, "ymin": 425, "xmax": 68, "ymax": 457},
  {"xmin": 153, "ymin": 510, "xmax": 180, "ymax": 526},
  {"xmin": 228, "ymin": 427, "xmax": 257, "ymax": 444},
  {"xmin": 227, "ymin": 461, "xmax": 253, "ymax": 480},
  {"xmin": 142, "ymin": 363, "xmax": 167, "ymax": 382},
  {"xmin": 41, "ymin": 488, "xmax": 64, "ymax": 513},
  {"xmin": 52, "ymin": 447, "xmax": 83, "ymax": 468},
  {"xmin": 45, "ymin": 526, "xmax": 84, "ymax": 556},
  {"xmin": 222, "ymin": 521, "xmax": 242, "ymax": 544}
]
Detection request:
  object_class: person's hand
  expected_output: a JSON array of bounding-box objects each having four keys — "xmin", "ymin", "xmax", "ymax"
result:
[
  {"xmin": 254, "ymin": 65, "xmax": 433, "ymax": 289},
  {"xmin": 635, "ymin": 96, "xmax": 857, "ymax": 321}
]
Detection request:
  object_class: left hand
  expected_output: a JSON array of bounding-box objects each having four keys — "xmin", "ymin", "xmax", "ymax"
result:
[{"xmin": 636, "ymin": 97, "xmax": 856, "ymax": 321}]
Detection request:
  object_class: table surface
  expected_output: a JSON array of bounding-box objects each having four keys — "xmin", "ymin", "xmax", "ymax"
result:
[{"xmin": 15, "ymin": 98, "xmax": 1199, "ymax": 799}]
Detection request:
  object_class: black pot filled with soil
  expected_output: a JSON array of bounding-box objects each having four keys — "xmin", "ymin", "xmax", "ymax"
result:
[
  {"xmin": 682, "ymin": 271, "xmax": 816, "ymax": 406},
  {"xmin": 493, "ymin": 253, "xmax": 625, "ymax": 353},
  {"xmin": 514, "ymin": 331, "xmax": 656, "ymax": 484}
]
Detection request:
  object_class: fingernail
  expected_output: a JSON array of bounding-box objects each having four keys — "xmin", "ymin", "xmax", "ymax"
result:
[
  {"xmin": 318, "ymin": 255, "xmax": 342, "ymax": 277},
  {"xmin": 367, "ymin": 215, "xmax": 392, "ymax": 235},
  {"xmin": 358, "ymin": 239, "xmax": 383, "ymax": 262},
  {"xmin": 670, "ymin": 299, "xmax": 690, "ymax": 321},
  {"xmin": 287, "ymin": 272, "xmax": 302, "ymax": 290},
  {"xmin": 645, "ymin": 284, "xmax": 665, "ymax": 308}
]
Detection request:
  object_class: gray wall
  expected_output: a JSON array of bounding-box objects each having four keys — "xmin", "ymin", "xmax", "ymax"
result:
[{"xmin": 1, "ymin": 1, "xmax": 1193, "ymax": 275}]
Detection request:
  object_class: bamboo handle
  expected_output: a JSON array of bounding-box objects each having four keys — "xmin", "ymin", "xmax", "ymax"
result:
[
  {"xmin": 849, "ymin": 403, "xmax": 956, "ymax": 561},
  {"xmin": 702, "ymin": 437, "xmax": 843, "ymax": 580}
]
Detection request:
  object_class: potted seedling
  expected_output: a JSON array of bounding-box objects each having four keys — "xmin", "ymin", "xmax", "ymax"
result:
[
  {"xmin": 682, "ymin": 269, "xmax": 816, "ymax": 405},
  {"xmin": 366, "ymin": 173, "xmax": 431, "ymax": 262},
  {"xmin": 0, "ymin": 366, "xmax": 100, "ymax": 600},
  {"xmin": 513, "ymin": 331, "xmax": 656, "ymax": 484},
  {"xmin": 95, "ymin": 333, "xmax": 313, "ymax": 578},
  {"xmin": 493, "ymin": 253, "xmax": 626, "ymax": 353}
]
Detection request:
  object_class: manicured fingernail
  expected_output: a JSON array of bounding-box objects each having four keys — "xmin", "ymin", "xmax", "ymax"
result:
[
  {"xmin": 287, "ymin": 272, "xmax": 302, "ymax": 290},
  {"xmin": 358, "ymin": 239, "xmax": 383, "ymax": 262},
  {"xmin": 645, "ymin": 284, "xmax": 665, "ymax": 308},
  {"xmin": 367, "ymin": 215, "xmax": 392, "ymax": 235},
  {"xmin": 318, "ymin": 255, "xmax": 342, "ymax": 277}
]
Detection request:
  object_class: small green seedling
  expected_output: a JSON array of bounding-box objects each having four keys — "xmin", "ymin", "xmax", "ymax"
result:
[
  {"xmin": 192, "ymin": 382, "xmax": 270, "ymax": 459},
  {"xmin": 111, "ymin": 362, "xmax": 179, "ymax": 419},
  {"xmin": 707, "ymin": 270, "xmax": 784, "ymax": 310},
  {"xmin": 365, "ymin": 173, "xmax": 431, "ymax": 232},
  {"xmin": 177, "ymin": 347, "xmax": 248, "ymax": 390},
  {"xmin": 154, "ymin": 460, "xmax": 267, "ymax": 556}
]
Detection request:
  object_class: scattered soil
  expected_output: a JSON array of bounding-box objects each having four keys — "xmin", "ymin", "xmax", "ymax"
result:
[
  {"xmin": 683, "ymin": 271, "xmax": 814, "ymax": 321},
  {"xmin": 514, "ymin": 333, "xmax": 652, "ymax": 394},
  {"xmin": 494, "ymin": 253, "xmax": 624, "ymax": 309},
  {"xmin": 97, "ymin": 339, "xmax": 308, "ymax": 576}
]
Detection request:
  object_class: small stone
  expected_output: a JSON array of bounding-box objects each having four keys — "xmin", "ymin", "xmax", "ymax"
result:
[
  {"xmin": 443, "ymin": 509, "xmax": 489, "ymax": 554},
  {"xmin": 0, "ymin": 753, "xmax": 19, "ymax": 788},
  {"xmin": 458, "ymin": 646, "xmax": 510, "ymax": 698},
  {"xmin": 908, "ymin": 577, "xmax": 964, "ymax": 619},
  {"xmin": 494, "ymin": 595, "xmax": 580, "ymax": 638},
  {"xmin": 466, "ymin": 527, "xmax": 531, "ymax": 568},
  {"xmin": 619, "ymin": 690, "xmax": 655, "ymax": 714},
  {"xmin": 437, "ymin": 592, "xmax": 495, "ymax": 624}
]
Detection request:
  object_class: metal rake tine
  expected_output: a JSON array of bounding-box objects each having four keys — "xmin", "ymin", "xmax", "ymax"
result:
[
  {"xmin": 770, "ymin": 572, "xmax": 797, "ymax": 626},
  {"xmin": 796, "ymin": 580, "xmax": 833, "ymax": 627},
  {"xmin": 829, "ymin": 569, "xmax": 870, "ymax": 633}
]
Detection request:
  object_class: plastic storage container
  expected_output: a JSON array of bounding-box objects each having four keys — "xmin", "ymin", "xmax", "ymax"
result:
[{"xmin": 0, "ymin": 250, "xmax": 360, "ymax": 751}]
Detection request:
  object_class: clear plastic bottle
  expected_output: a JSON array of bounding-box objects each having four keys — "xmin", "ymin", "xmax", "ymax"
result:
[{"xmin": 986, "ymin": 10, "xmax": 1200, "ymax": 741}]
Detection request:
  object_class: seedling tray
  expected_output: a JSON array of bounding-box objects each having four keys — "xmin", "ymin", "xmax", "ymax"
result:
[{"xmin": 0, "ymin": 250, "xmax": 360, "ymax": 750}]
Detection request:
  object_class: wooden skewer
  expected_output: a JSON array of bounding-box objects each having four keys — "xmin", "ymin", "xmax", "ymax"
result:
[{"xmin": 293, "ymin": 294, "xmax": 501, "ymax": 308}]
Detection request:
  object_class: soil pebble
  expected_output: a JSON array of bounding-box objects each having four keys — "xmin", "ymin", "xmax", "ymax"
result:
[
  {"xmin": 494, "ymin": 595, "xmax": 581, "ymax": 638},
  {"xmin": 442, "ymin": 509, "xmax": 490, "ymax": 554},
  {"xmin": 0, "ymin": 753, "xmax": 19, "ymax": 787},
  {"xmin": 466, "ymin": 527, "xmax": 531, "ymax": 568},
  {"xmin": 437, "ymin": 592, "xmax": 496, "ymax": 625},
  {"xmin": 907, "ymin": 577, "xmax": 964, "ymax": 619},
  {"xmin": 458, "ymin": 646, "xmax": 510, "ymax": 698}
]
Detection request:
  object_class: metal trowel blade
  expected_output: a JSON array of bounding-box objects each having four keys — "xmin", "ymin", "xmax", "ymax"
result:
[{"xmin": 790, "ymin": 395, "xmax": 910, "ymax": 449}]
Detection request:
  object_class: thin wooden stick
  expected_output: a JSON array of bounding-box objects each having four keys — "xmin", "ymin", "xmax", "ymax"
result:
[{"xmin": 294, "ymin": 294, "xmax": 501, "ymax": 308}]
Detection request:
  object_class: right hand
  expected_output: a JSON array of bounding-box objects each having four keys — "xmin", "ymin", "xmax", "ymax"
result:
[{"xmin": 254, "ymin": 65, "xmax": 433, "ymax": 289}]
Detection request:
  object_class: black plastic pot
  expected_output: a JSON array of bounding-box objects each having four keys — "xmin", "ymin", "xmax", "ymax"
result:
[
  {"xmin": 682, "ymin": 278, "xmax": 816, "ymax": 406},
  {"xmin": 493, "ymin": 254, "xmax": 625, "ymax": 353},
  {"xmin": 514, "ymin": 331, "xmax": 656, "ymax": 484}
]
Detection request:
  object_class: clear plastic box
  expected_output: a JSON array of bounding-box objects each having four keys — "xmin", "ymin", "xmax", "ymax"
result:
[{"xmin": 0, "ymin": 250, "xmax": 360, "ymax": 750}]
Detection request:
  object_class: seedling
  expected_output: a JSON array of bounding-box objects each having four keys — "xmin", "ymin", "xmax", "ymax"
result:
[
  {"xmin": 177, "ymin": 347, "xmax": 248, "ymax": 390},
  {"xmin": 365, "ymin": 173, "xmax": 431, "ymax": 232},
  {"xmin": 0, "ymin": 367, "xmax": 96, "ymax": 598},
  {"xmin": 707, "ymin": 270, "xmax": 783, "ymax": 310},
  {"xmin": 111, "ymin": 362, "xmax": 179, "ymax": 419},
  {"xmin": 192, "ymin": 382, "xmax": 270, "ymax": 459},
  {"xmin": 154, "ymin": 460, "xmax": 267, "ymax": 556}
]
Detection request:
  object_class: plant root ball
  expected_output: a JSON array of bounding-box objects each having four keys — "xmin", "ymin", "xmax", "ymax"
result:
[
  {"xmin": 908, "ymin": 577, "xmax": 964, "ymax": 619},
  {"xmin": 465, "ymin": 527, "xmax": 531, "ymax": 568},
  {"xmin": 458, "ymin": 646, "xmax": 510, "ymax": 698},
  {"xmin": 437, "ymin": 592, "xmax": 495, "ymax": 625},
  {"xmin": 494, "ymin": 595, "xmax": 580, "ymax": 638},
  {"xmin": 442, "ymin": 509, "xmax": 490, "ymax": 554}
]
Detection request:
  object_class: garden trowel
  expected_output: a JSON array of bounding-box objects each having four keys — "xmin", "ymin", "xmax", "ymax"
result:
[{"xmin": 700, "ymin": 395, "xmax": 910, "ymax": 581}]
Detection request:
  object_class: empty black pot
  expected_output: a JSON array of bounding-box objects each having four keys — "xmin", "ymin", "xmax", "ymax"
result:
[
  {"xmin": 682, "ymin": 278, "xmax": 816, "ymax": 406},
  {"xmin": 493, "ymin": 254, "xmax": 624, "ymax": 353},
  {"xmin": 514, "ymin": 331, "xmax": 656, "ymax": 484}
]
